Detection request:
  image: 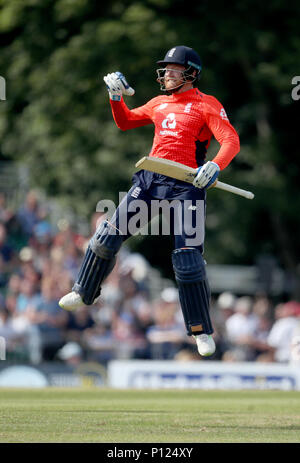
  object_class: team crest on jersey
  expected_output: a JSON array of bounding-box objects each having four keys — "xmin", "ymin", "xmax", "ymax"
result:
[
  {"xmin": 184, "ymin": 103, "xmax": 193, "ymax": 113},
  {"xmin": 131, "ymin": 187, "xmax": 141, "ymax": 198},
  {"xmin": 220, "ymin": 108, "xmax": 229, "ymax": 121}
]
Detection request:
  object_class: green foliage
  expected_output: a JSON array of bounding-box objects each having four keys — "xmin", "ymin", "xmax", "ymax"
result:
[{"xmin": 0, "ymin": 0, "xmax": 300, "ymax": 291}]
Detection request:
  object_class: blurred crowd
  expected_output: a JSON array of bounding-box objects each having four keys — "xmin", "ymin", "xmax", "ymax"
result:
[{"xmin": 1, "ymin": 190, "xmax": 300, "ymax": 367}]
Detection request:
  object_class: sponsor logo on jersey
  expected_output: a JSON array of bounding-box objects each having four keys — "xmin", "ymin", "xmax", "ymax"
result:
[
  {"xmin": 162, "ymin": 113, "xmax": 176, "ymax": 129},
  {"xmin": 160, "ymin": 113, "xmax": 178, "ymax": 136},
  {"xmin": 159, "ymin": 130, "xmax": 178, "ymax": 136}
]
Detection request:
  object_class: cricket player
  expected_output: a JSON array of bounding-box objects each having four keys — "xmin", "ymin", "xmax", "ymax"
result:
[{"xmin": 59, "ymin": 46, "xmax": 240, "ymax": 357}]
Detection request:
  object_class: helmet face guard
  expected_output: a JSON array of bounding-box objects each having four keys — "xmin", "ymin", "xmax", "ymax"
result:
[{"xmin": 156, "ymin": 65, "xmax": 199, "ymax": 92}]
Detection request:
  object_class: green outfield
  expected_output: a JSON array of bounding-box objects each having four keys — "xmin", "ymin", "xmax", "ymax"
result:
[{"xmin": 0, "ymin": 388, "xmax": 299, "ymax": 443}]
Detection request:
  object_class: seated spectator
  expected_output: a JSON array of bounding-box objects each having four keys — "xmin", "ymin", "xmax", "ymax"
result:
[
  {"xmin": 62, "ymin": 241, "xmax": 82, "ymax": 281},
  {"xmin": 267, "ymin": 301, "xmax": 300, "ymax": 363},
  {"xmin": 0, "ymin": 306, "xmax": 28, "ymax": 360},
  {"xmin": 26, "ymin": 276, "xmax": 68, "ymax": 360},
  {"xmin": 6, "ymin": 273, "xmax": 22, "ymax": 297},
  {"xmin": 217, "ymin": 292, "xmax": 237, "ymax": 322},
  {"xmin": 17, "ymin": 190, "xmax": 42, "ymax": 238},
  {"xmin": 57, "ymin": 342, "xmax": 83, "ymax": 366},
  {"xmin": 16, "ymin": 278, "xmax": 41, "ymax": 314},
  {"xmin": 223, "ymin": 293, "xmax": 274, "ymax": 363},
  {"xmin": 224, "ymin": 296, "xmax": 260, "ymax": 361},
  {"xmin": 82, "ymin": 322, "xmax": 116, "ymax": 365},
  {"xmin": 290, "ymin": 334, "xmax": 300, "ymax": 365},
  {"xmin": 211, "ymin": 292, "xmax": 238, "ymax": 359},
  {"xmin": 0, "ymin": 222, "xmax": 16, "ymax": 288},
  {"xmin": 111, "ymin": 310, "xmax": 149, "ymax": 360},
  {"xmin": 115, "ymin": 268, "xmax": 153, "ymax": 340},
  {"xmin": 53, "ymin": 218, "xmax": 84, "ymax": 249},
  {"xmin": 0, "ymin": 193, "xmax": 14, "ymax": 224},
  {"xmin": 146, "ymin": 291, "xmax": 186, "ymax": 360},
  {"xmin": 18, "ymin": 247, "xmax": 41, "ymax": 286},
  {"xmin": 65, "ymin": 305, "xmax": 96, "ymax": 344}
]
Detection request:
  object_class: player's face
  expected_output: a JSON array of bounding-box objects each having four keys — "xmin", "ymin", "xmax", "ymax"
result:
[{"xmin": 163, "ymin": 64, "xmax": 185, "ymax": 90}]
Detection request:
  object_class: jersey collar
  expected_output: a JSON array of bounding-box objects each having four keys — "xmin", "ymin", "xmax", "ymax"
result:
[{"xmin": 169, "ymin": 87, "xmax": 199, "ymax": 100}]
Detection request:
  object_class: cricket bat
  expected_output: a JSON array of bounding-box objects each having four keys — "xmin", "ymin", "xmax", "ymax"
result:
[{"xmin": 135, "ymin": 157, "xmax": 254, "ymax": 200}]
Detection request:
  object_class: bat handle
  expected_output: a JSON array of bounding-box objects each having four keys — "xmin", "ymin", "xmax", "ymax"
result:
[{"xmin": 214, "ymin": 181, "xmax": 255, "ymax": 200}]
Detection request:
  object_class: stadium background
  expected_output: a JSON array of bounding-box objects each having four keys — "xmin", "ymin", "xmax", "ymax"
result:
[{"xmin": 0, "ymin": 0, "xmax": 300, "ymax": 389}]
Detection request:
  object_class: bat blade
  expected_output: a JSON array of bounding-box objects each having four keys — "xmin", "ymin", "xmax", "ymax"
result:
[
  {"xmin": 135, "ymin": 156, "xmax": 197, "ymax": 183},
  {"xmin": 135, "ymin": 156, "xmax": 255, "ymax": 200}
]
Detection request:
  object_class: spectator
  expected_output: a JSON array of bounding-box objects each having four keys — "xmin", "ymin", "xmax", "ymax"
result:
[
  {"xmin": 65, "ymin": 305, "xmax": 96, "ymax": 344},
  {"xmin": 18, "ymin": 247, "xmax": 41, "ymax": 285},
  {"xmin": 15, "ymin": 278, "xmax": 41, "ymax": 315},
  {"xmin": 267, "ymin": 301, "xmax": 300, "ymax": 363},
  {"xmin": 82, "ymin": 321, "xmax": 116, "ymax": 365},
  {"xmin": 0, "ymin": 306, "xmax": 27, "ymax": 360},
  {"xmin": 0, "ymin": 222, "xmax": 16, "ymax": 288},
  {"xmin": 26, "ymin": 276, "xmax": 68, "ymax": 360},
  {"xmin": 217, "ymin": 292, "xmax": 237, "ymax": 321},
  {"xmin": 146, "ymin": 291, "xmax": 186, "ymax": 360},
  {"xmin": 0, "ymin": 193, "xmax": 13, "ymax": 223},
  {"xmin": 223, "ymin": 296, "xmax": 260, "ymax": 361},
  {"xmin": 17, "ymin": 190, "xmax": 42, "ymax": 237},
  {"xmin": 114, "ymin": 268, "xmax": 152, "ymax": 343},
  {"xmin": 212, "ymin": 291, "xmax": 238, "ymax": 359},
  {"xmin": 111, "ymin": 310, "xmax": 149, "ymax": 360},
  {"xmin": 290, "ymin": 333, "xmax": 300, "ymax": 365},
  {"xmin": 7, "ymin": 273, "xmax": 22, "ymax": 297},
  {"xmin": 57, "ymin": 342, "xmax": 83, "ymax": 366}
]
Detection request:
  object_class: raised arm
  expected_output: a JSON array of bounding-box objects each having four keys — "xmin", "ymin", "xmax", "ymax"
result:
[
  {"xmin": 104, "ymin": 71, "xmax": 153, "ymax": 131},
  {"xmin": 110, "ymin": 98, "xmax": 153, "ymax": 131}
]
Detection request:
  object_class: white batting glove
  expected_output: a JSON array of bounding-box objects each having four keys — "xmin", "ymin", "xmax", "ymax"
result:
[
  {"xmin": 193, "ymin": 161, "xmax": 220, "ymax": 189},
  {"xmin": 103, "ymin": 72, "xmax": 135, "ymax": 101}
]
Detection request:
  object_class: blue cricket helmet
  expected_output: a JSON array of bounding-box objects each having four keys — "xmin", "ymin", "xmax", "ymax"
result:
[{"xmin": 157, "ymin": 45, "xmax": 202, "ymax": 76}]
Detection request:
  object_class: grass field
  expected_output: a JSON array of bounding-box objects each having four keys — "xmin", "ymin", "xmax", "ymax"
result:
[{"xmin": 0, "ymin": 388, "xmax": 299, "ymax": 443}]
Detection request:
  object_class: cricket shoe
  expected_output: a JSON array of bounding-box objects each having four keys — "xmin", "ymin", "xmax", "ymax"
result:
[
  {"xmin": 193, "ymin": 334, "xmax": 216, "ymax": 357},
  {"xmin": 59, "ymin": 291, "xmax": 100, "ymax": 311},
  {"xmin": 59, "ymin": 291, "xmax": 84, "ymax": 311}
]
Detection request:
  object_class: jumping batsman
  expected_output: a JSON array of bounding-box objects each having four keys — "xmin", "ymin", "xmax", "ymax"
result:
[{"xmin": 59, "ymin": 46, "xmax": 240, "ymax": 357}]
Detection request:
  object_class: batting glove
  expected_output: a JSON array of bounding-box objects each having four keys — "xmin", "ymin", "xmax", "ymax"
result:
[
  {"xmin": 103, "ymin": 72, "xmax": 135, "ymax": 101},
  {"xmin": 193, "ymin": 161, "xmax": 220, "ymax": 189}
]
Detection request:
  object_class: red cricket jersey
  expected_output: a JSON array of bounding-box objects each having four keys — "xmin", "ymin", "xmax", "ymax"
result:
[{"xmin": 110, "ymin": 87, "xmax": 240, "ymax": 170}]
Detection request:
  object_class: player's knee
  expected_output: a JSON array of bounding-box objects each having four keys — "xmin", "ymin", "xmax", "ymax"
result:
[
  {"xmin": 89, "ymin": 220, "xmax": 124, "ymax": 260},
  {"xmin": 172, "ymin": 247, "xmax": 206, "ymax": 283}
]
